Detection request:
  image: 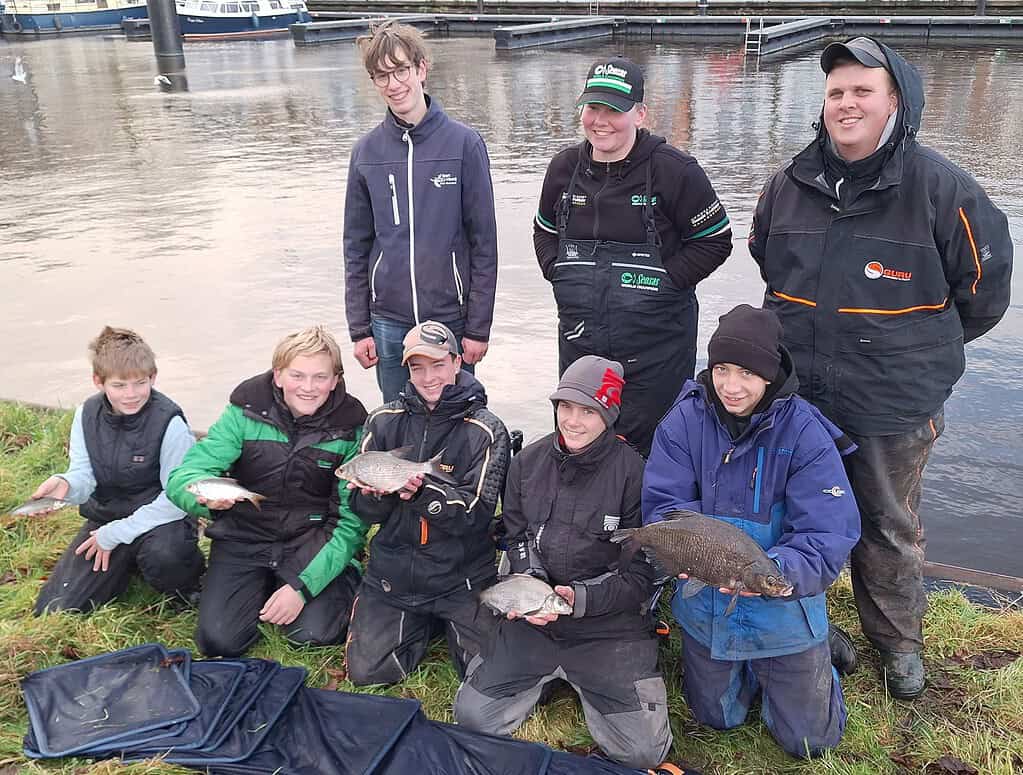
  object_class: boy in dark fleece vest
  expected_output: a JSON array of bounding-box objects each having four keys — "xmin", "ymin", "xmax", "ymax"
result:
[{"xmin": 33, "ymin": 326, "xmax": 204, "ymax": 615}]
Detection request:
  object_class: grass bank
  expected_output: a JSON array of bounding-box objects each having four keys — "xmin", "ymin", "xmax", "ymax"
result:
[{"xmin": 1, "ymin": 400, "xmax": 1021, "ymax": 775}]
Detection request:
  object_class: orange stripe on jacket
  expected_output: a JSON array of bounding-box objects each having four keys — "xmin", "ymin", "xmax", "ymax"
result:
[
  {"xmin": 772, "ymin": 290, "xmax": 817, "ymax": 307},
  {"xmin": 838, "ymin": 299, "xmax": 947, "ymax": 315},
  {"xmin": 958, "ymin": 207, "xmax": 983, "ymax": 294},
  {"xmin": 420, "ymin": 517, "xmax": 428, "ymax": 545}
]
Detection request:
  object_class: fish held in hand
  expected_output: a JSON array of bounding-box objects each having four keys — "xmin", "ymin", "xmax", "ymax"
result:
[
  {"xmin": 335, "ymin": 446, "xmax": 454, "ymax": 493},
  {"xmin": 9, "ymin": 497, "xmax": 70, "ymax": 516},
  {"xmin": 611, "ymin": 509, "xmax": 793, "ymax": 615},
  {"xmin": 185, "ymin": 477, "xmax": 266, "ymax": 510},
  {"xmin": 480, "ymin": 574, "xmax": 573, "ymax": 617}
]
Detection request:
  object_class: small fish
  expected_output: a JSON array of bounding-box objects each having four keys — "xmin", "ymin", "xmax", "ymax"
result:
[
  {"xmin": 611, "ymin": 509, "xmax": 794, "ymax": 615},
  {"xmin": 480, "ymin": 574, "xmax": 573, "ymax": 617},
  {"xmin": 335, "ymin": 446, "xmax": 454, "ymax": 493},
  {"xmin": 185, "ymin": 477, "xmax": 265, "ymax": 510},
  {"xmin": 9, "ymin": 497, "xmax": 70, "ymax": 516}
]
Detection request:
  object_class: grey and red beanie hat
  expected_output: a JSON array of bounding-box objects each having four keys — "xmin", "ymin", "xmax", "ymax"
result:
[{"xmin": 550, "ymin": 355, "xmax": 626, "ymax": 427}]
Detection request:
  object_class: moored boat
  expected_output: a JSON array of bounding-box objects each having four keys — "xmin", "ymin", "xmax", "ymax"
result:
[
  {"xmin": 174, "ymin": 0, "xmax": 309, "ymax": 40},
  {"xmin": 1, "ymin": 0, "xmax": 146, "ymax": 35}
]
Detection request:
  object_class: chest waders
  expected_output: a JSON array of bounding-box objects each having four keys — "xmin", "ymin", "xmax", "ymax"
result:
[{"xmin": 553, "ymin": 158, "xmax": 698, "ymax": 455}]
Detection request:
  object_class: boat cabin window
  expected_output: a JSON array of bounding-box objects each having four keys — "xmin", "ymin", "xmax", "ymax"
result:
[
  {"xmin": 269, "ymin": 0, "xmax": 281, "ymax": 7},
  {"xmin": 221, "ymin": 2, "xmax": 240, "ymax": 11},
  {"xmin": 200, "ymin": 1, "xmax": 216, "ymax": 9},
  {"xmin": 242, "ymin": 2, "xmax": 258, "ymax": 10}
]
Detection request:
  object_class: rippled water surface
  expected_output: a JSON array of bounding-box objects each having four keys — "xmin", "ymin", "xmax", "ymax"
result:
[{"xmin": 1, "ymin": 35, "xmax": 1020, "ymax": 574}]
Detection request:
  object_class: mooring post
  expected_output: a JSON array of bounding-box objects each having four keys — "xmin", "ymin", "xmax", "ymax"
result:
[
  {"xmin": 146, "ymin": 0, "xmax": 188, "ymax": 91},
  {"xmin": 697, "ymin": 0, "xmax": 709, "ymax": 16},
  {"xmin": 976, "ymin": 0, "xmax": 987, "ymax": 14}
]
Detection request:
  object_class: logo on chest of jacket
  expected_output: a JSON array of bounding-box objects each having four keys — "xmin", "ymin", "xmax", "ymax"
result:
[
  {"xmin": 603, "ymin": 514, "xmax": 620, "ymax": 531},
  {"xmin": 428, "ymin": 501, "xmax": 443, "ymax": 515},
  {"xmin": 864, "ymin": 261, "xmax": 912, "ymax": 282},
  {"xmin": 431, "ymin": 173, "xmax": 458, "ymax": 188},
  {"xmin": 630, "ymin": 194, "xmax": 658, "ymax": 206},
  {"xmin": 561, "ymin": 192, "xmax": 588, "ymax": 207},
  {"xmin": 822, "ymin": 486, "xmax": 846, "ymax": 497},
  {"xmin": 439, "ymin": 463, "xmax": 455, "ymax": 473},
  {"xmin": 619, "ymin": 271, "xmax": 661, "ymax": 290}
]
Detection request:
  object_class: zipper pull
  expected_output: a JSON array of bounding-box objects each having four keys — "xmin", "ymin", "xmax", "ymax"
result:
[
  {"xmin": 750, "ymin": 466, "xmax": 758, "ymax": 489},
  {"xmin": 722, "ymin": 447, "xmax": 735, "ymax": 464},
  {"xmin": 388, "ymin": 173, "xmax": 401, "ymax": 226}
]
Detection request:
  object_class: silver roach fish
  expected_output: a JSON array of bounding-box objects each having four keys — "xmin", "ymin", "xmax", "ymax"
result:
[
  {"xmin": 335, "ymin": 446, "xmax": 454, "ymax": 493},
  {"xmin": 185, "ymin": 477, "xmax": 266, "ymax": 510},
  {"xmin": 480, "ymin": 574, "xmax": 574, "ymax": 617},
  {"xmin": 9, "ymin": 497, "xmax": 71, "ymax": 516},
  {"xmin": 611, "ymin": 508, "xmax": 794, "ymax": 615}
]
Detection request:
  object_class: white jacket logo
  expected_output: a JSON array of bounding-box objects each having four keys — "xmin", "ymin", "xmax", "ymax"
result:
[{"xmin": 431, "ymin": 173, "xmax": 458, "ymax": 188}]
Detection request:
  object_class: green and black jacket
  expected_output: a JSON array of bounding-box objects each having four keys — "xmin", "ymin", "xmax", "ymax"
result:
[{"xmin": 167, "ymin": 371, "xmax": 368, "ymax": 600}]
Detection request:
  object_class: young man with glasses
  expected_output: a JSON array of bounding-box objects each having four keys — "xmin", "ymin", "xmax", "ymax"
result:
[{"xmin": 343, "ymin": 21, "xmax": 499, "ymax": 403}]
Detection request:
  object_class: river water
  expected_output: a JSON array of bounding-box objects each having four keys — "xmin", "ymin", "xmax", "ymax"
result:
[{"xmin": 1, "ymin": 35, "xmax": 1020, "ymax": 575}]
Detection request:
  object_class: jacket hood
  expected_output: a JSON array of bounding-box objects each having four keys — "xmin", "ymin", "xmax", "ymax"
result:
[
  {"xmin": 794, "ymin": 42, "xmax": 925, "ymax": 190},
  {"xmin": 580, "ymin": 128, "xmax": 666, "ymax": 178},
  {"xmin": 401, "ymin": 369, "xmax": 488, "ymax": 419},
  {"xmin": 230, "ymin": 370, "xmax": 367, "ymax": 432}
]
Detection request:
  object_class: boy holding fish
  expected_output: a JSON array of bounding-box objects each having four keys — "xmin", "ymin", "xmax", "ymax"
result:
[
  {"xmin": 454, "ymin": 355, "xmax": 673, "ymax": 771},
  {"xmin": 343, "ymin": 321, "xmax": 509, "ymax": 686},
  {"xmin": 167, "ymin": 326, "xmax": 368, "ymax": 657},
  {"xmin": 30, "ymin": 326, "xmax": 204, "ymax": 615},
  {"xmin": 643, "ymin": 305, "xmax": 861, "ymax": 758}
]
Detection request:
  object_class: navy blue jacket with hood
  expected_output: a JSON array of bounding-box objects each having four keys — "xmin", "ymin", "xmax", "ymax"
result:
[
  {"xmin": 343, "ymin": 97, "xmax": 499, "ymax": 343},
  {"xmin": 749, "ymin": 42, "xmax": 1013, "ymax": 437},
  {"xmin": 642, "ymin": 352, "xmax": 861, "ymax": 661}
]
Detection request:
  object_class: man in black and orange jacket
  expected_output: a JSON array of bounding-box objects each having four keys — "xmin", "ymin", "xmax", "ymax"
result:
[{"xmin": 748, "ymin": 37, "xmax": 1012, "ymax": 700}]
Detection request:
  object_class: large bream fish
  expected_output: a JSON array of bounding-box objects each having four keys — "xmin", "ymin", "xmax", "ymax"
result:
[
  {"xmin": 335, "ymin": 446, "xmax": 453, "ymax": 493},
  {"xmin": 611, "ymin": 509, "xmax": 793, "ymax": 615},
  {"xmin": 480, "ymin": 574, "xmax": 573, "ymax": 617}
]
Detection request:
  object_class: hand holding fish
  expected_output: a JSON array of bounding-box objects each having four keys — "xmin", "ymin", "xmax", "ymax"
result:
[
  {"xmin": 509, "ymin": 584, "xmax": 575, "ymax": 626},
  {"xmin": 75, "ymin": 530, "xmax": 113, "ymax": 572},
  {"xmin": 31, "ymin": 475, "xmax": 69, "ymax": 503},
  {"xmin": 677, "ymin": 572, "xmax": 762, "ymax": 597},
  {"xmin": 346, "ymin": 472, "xmax": 424, "ymax": 500},
  {"xmin": 259, "ymin": 583, "xmax": 305, "ymax": 625}
]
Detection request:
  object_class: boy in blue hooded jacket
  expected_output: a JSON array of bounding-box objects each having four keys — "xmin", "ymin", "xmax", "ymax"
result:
[{"xmin": 643, "ymin": 304, "xmax": 861, "ymax": 758}]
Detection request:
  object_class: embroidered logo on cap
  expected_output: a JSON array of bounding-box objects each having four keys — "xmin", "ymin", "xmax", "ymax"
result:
[{"xmin": 594, "ymin": 368, "xmax": 624, "ymax": 409}]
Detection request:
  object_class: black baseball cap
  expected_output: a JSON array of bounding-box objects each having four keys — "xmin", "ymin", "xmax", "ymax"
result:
[
  {"xmin": 577, "ymin": 57, "xmax": 644, "ymax": 112},
  {"xmin": 820, "ymin": 36, "xmax": 890, "ymax": 73}
]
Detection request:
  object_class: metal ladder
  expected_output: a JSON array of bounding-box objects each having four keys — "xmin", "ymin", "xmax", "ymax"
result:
[
  {"xmin": 587, "ymin": 0, "xmax": 599, "ymax": 14},
  {"xmin": 744, "ymin": 16, "xmax": 765, "ymax": 57}
]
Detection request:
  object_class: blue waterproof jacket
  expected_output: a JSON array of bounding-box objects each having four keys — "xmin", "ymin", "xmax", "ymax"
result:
[
  {"xmin": 343, "ymin": 97, "xmax": 498, "ymax": 343},
  {"xmin": 642, "ymin": 357, "xmax": 860, "ymax": 660}
]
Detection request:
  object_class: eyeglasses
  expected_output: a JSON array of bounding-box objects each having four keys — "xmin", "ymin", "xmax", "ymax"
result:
[{"xmin": 371, "ymin": 64, "xmax": 413, "ymax": 88}]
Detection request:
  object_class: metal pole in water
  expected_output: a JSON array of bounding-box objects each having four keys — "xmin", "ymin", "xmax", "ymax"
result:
[
  {"xmin": 976, "ymin": 0, "xmax": 987, "ymax": 14},
  {"xmin": 146, "ymin": 0, "xmax": 188, "ymax": 92}
]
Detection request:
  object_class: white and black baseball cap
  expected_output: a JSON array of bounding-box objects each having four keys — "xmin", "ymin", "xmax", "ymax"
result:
[
  {"xmin": 577, "ymin": 56, "xmax": 644, "ymax": 112},
  {"xmin": 820, "ymin": 36, "xmax": 891, "ymax": 74}
]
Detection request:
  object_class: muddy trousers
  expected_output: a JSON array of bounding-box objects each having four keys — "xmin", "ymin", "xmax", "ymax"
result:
[
  {"xmin": 454, "ymin": 621, "xmax": 672, "ymax": 770},
  {"xmin": 345, "ymin": 584, "xmax": 494, "ymax": 686},
  {"xmin": 681, "ymin": 631, "xmax": 846, "ymax": 759},
  {"xmin": 196, "ymin": 557, "xmax": 360, "ymax": 658},
  {"xmin": 845, "ymin": 410, "xmax": 944, "ymax": 654},
  {"xmin": 34, "ymin": 518, "xmax": 204, "ymax": 616}
]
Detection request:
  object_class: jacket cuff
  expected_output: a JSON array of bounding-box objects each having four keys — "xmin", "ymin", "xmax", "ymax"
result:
[
  {"xmin": 570, "ymin": 583, "xmax": 586, "ymax": 618},
  {"xmin": 462, "ymin": 330, "xmax": 490, "ymax": 343},
  {"xmin": 350, "ymin": 330, "xmax": 372, "ymax": 343}
]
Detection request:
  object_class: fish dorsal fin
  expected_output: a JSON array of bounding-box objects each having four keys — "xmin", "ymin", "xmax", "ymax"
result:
[
  {"xmin": 388, "ymin": 445, "xmax": 416, "ymax": 460},
  {"xmin": 663, "ymin": 508, "xmax": 704, "ymax": 522}
]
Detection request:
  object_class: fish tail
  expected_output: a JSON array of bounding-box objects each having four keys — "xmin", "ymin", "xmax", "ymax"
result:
[
  {"xmin": 426, "ymin": 449, "xmax": 457, "ymax": 485},
  {"xmin": 247, "ymin": 493, "xmax": 266, "ymax": 512}
]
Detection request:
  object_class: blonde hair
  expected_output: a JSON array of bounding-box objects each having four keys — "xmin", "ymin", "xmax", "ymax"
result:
[
  {"xmin": 272, "ymin": 326, "xmax": 344, "ymax": 375},
  {"xmin": 89, "ymin": 326, "xmax": 157, "ymax": 381},
  {"xmin": 357, "ymin": 20, "xmax": 429, "ymax": 76}
]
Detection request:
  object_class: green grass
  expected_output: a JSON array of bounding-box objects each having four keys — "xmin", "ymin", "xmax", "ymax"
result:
[{"xmin": 1, "ymin": 400, "xmax": 1021, "ymax": 774}]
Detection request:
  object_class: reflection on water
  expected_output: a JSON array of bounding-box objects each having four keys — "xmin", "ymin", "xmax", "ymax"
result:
[{"xmin": 0, "ymin": 36, "xmax": 1020, "ymax": 573}]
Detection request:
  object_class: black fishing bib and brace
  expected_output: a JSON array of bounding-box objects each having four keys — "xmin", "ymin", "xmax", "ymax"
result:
[{"xmin": 552, "ymin": 157, "xmax": 697, "ymax": 455}]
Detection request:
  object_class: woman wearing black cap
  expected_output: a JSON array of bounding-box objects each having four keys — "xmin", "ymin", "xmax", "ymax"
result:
[
  {"xmin": 643, "ymin": 305, "xmax": 862, "ymax": 758},
  {"xmin": 454, "ymin": 355, "xmax": 673, "ymax": 770},
  {"xmin": 533, "ymin": 56, "xmax": 733, "ymax": 457}
]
